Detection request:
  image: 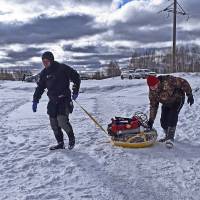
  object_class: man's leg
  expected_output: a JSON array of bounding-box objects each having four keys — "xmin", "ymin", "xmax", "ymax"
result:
[
  {"xmin": 49, "ymin": 117, "xmax": 65, "ymax": 150},
  {"xmin": 57, "ymin": 115, "xmax": 75, "ymax": 150},
  {"xmin": 165, "ymin": 98, "xmax": 185, "ymax": 147},
  {"xmin": 159, "ymin": 105, "xmax": 170, "ymax": 142},
  {"xmin": 167, "ymin": 98, "xmax": 185, "ymax": 140}
]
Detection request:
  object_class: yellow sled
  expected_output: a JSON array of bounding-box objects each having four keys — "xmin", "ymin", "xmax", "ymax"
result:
[
  {"xmin": 75, "ymin": 103, "xmax": 157, "ymax": 149},
  {"xmin": 111, "ymin": 129, "xmax": 157, "ymax": 148}
]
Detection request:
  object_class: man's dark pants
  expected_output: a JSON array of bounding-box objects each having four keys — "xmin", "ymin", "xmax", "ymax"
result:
[
  {"xmin": 48, "ymin": 99, "xmax": 74, "ymax": 144},
  {"xmin": 160, "ymin": 97, "xmax": 185, "ymax": 130}
]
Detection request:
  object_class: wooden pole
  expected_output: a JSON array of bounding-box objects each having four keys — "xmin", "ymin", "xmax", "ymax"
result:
[{"xmin": 172, "ymin": 0, "xmax": 177, "ymax": 72}]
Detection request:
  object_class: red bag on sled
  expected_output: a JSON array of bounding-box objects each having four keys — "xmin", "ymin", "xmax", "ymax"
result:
[{"xmin": 107, "ymin": 116, "xmax": 140, "ymax": 136}]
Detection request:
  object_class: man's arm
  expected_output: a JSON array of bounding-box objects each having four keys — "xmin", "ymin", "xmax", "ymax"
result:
[
  {"xmin": 33, "ymin": 70, "xmax": 46, "ymax": 103},
  {"xmin": 175, "ymin": 77, "xmax": 194, "ymax": 105},
  {"xmin": 64, "ymin": 65, "xmax": 81, "ymax": 95},
  {"xmin": 149, "ymin": 91, "xmax": 159, "ymax": 121},
  {"xmin": 175, "ymin": 77, "xmax": 192, "ymax": 96}
]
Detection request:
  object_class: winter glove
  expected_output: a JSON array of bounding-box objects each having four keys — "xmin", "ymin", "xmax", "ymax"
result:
[
  {"xmin": 72, "ymin": 84, "xmax": 79, "ymax": 93},
  {"xmin": 72, "ymin": 84, "xmax": 79, "ymax": 101},
  {"xmin": 147, "ymin": 119, "xmax": 154, "ymax": 129},
  {"xmin": 32, "ymin": 101, "xmax": 38, "ymax": 112},
  {"xmin": 187, "ymin": 94, "xmax": 194, "ymax": 106},
  {"xmin": 72, "ymin": 93, "xmax": 78, "ymax": 101}
]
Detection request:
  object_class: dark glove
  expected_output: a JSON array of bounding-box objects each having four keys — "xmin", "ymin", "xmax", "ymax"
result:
[
  {"xmin": 32, "ymin": 101, "xmax": 38, "ymax": 112},
  {"xmin": 72, "ymin": 93, "xmax": 78, "ymax": 101},
  {"xmin": 187, "ymin": 94, "xmax": 194, "ymax": 106},
  {"xmin": 72, "ymin": 84, "xmax": 79, "ymax": 93},
  {"xmin": 147, "ymin": 119, "xmax": 154, "ymax": 129}
]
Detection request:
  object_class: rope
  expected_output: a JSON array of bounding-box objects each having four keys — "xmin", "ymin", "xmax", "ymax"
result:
[{"xmin": 74, "ymin": 100, "xmax": 109, "ymax": 137}]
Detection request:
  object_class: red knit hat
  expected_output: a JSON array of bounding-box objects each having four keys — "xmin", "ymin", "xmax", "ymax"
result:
[{"xmin": 147, "ymin": 75, "xmax": 159, "ymax": 87}]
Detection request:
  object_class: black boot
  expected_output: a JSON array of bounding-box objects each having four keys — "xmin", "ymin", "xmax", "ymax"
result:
[
  {"xmin": 56, "ymin": 116, "xmax": 75, "ymax": 150},
  {"xmin": 68, "ymin": 136, "xmax": 75, "ymax": 150},
  {"xmin": 49, "ymin": 118, "xmax": 64, "ymax": 149},
  {"xmin": 64, "ymin": 123, "xmax": 75, "ymax": 150},
  {"xmin": 49, "ymin": 142, "xmax": 65, "ymax": 150},
  {"xmin": 159, "ymin": 129, "xmax": 168, "ymax": 142},
  {"xmin": 165, "ymin": 127, "xmax": 176, "ymax": 148}
]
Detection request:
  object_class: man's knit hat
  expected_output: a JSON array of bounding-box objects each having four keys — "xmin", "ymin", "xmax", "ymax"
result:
[
  {"xmin": 42, "ymin": 51, "xmax": 54, "ymax": 62},
  {"xmin": 147, "ymin": 75, "xmax": 159, "ymax": 87}
]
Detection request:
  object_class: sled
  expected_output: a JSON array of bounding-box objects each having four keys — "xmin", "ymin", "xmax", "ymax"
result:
[
  {"xmin": 107, "ymin": 112, "xmax": 158, "ymax": 148},
  {"xmin": 75, "ymin": 101, "xmax": 158, "ymax": 149},
  {"xmin": 110, "ymin": 129, "xmax": 157, "ymax": 148}
]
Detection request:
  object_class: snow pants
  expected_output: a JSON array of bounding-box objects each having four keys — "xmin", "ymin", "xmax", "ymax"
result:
[
  {"xmin": 160, "ymin": 96, "xmax": 185, "ymax": 130},
  {"xmin": 48, "ymin": 100, "xmax": 75, "ymax": 144}
]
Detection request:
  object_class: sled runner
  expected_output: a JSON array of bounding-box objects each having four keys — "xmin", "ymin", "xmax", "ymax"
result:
[{"xmin": 107, "ymin": 112, "xmax": 157, "ymax": 148}]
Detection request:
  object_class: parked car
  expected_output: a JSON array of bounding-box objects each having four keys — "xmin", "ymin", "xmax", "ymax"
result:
[
  {"xmin": 121, "ymin": 70, "xmax": 135, "ymax": 79},
  {"xmin": 132, "ymin": 69, "xmax": 157, "ymax": 79},
  {"xmin": 148, "ymin": 71, "xmax": 157, "ymax": 76},
  {"xmin": 131, "ymin": 69, "xmax": 149, "ymax": 79}
]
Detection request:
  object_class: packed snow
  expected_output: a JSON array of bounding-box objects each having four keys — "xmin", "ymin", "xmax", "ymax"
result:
[{"xmin": 0, "ymin": 73, "xmax": 200, "ymax": 200}]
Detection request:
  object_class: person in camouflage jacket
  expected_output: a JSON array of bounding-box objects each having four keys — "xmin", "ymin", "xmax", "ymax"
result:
[{"xmin": 147, "ymin": 75, "xmax": 194, "ymax": 145}]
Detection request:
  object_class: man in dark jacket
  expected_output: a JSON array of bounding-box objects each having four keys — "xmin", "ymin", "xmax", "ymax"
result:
[
  {"xmin": 147, "ymin": 75, "xmax": 194, "ymax": 147},
  {"xmin": 32, "ymin": 51, "xmax": 81, "ymax": 150}
]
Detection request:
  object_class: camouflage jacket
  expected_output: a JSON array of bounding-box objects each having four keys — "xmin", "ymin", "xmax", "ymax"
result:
[{"xmin": 149, "ymin": 75, "xmax": 192, "ymax": 121}]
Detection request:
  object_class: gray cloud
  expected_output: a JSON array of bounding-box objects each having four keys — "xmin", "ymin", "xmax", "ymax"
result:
[
  {"xmin": 66, "ymin": 60, "xmax": 101, "ymax": 68},
  {"xmin": 6, "ymin": 47, "xmax": 43, "ymax": 62},
  {"xmin": 178, "ymin": 29, "xmax": 200, "ymax": 41},
  {"xmin": 183, "ymin": 0, "xmax": 200, "ymax": 19},
  {"xmin": 5, "ymin": 0, "xmax": 63, "ymax": 6},
  {"xmin": 0, "ymin": 47, "xmax": 43, "ymax": 69},
  {"xmin": 61, "ymin": 43, "xmax": 132, "ymax": 68},
  {"xmin": 0, "ymin": 14, "xmax": 106, "ymax": 44},
  {"xmin": 69, "ymin": 51, "xmax": 131, "ymax": 69},
  {"xmin": 72, "ymin": 0, "xmax": 112, "ymax": 5},
  {"xmin": 1, "ymin": 0, "xmax": 200, "ymax": 69},
  {"xmin": 72, "ymin": 53, "xmax": 131, "ymax": 61},
  {"xmin": 110, "ymin": 24, "xmax": 171, "ymax": 43},
  {"xmin": 63, "ymin": 44, "xmax": 100, "ymax": 53},
  {"xmin": 8, "ymin": 0, "xmax": 111, "ymax": 6},
  {"xmin": 62, "ymin": 43, "xmax": 132, "ymax": 68},
  {"xmin": 0, "ymin": 11, "xmax": 11, "ymax": 15},
  {"xmin": 105, "ymin": 1, "xmax": 200, "ymax": 44}
]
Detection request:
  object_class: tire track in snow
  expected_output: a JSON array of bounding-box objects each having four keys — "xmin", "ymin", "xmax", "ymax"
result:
[
  {"xmin": 176, "ymin": 87, "xmax": 200, "ymax": 146},
  {"xmin": 1, "ymin": 78, "xmax": 200, "ymax": 200}
]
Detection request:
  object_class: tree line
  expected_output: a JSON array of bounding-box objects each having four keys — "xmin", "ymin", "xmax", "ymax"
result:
[
  {"xmin": 129, "ymin": 45, "xmax": 200, "ymax": 73},
  {"xmin": 0, "ymin": 68, "xmax": 32, "ymax": 81}
]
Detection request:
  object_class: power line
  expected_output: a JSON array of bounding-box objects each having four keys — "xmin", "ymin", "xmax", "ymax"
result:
[{"xmin": 159, "ymin": 0, "xmax": 189, "ymax": 72}]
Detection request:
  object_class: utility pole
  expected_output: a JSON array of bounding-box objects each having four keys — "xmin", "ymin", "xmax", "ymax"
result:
[
  {"xmin": 173, "ymin": 0, "xmax": 177, "ymax": 72},
  {"xmin": 159, "ymin": 0, "xmax": 189, "ymax": 73}
]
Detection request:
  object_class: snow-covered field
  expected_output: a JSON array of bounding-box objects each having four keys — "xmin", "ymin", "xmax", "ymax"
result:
[{"xmin": 0, "ymin": 73, "xmax": 200, "ymax": 200}]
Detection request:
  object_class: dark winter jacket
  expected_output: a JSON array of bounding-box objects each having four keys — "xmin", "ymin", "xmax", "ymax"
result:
[
  {"xmin": 33, "ymin": 61, "xmax": 81, "ymax": 104},
  {"xmin": 149, "ymin": 75, "xmax": 192, "ymax": 121}
]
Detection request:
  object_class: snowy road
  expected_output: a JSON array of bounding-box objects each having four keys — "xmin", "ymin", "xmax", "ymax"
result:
[{"xmin": 0, "ymin": 74, "xmax": 200, "ymax": 200}]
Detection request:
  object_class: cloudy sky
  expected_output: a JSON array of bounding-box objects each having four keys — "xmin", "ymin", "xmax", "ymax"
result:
[{"xmin": 0, "ymin": 0, "xmax": 200, "ymax": 70}]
